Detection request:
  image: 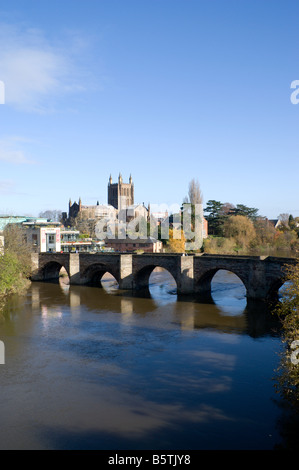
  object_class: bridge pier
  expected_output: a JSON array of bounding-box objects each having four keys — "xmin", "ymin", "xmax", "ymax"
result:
[
  {"xmin": 31, "ymin": 253, "xmax": 44, "ymax": 281},
  {"xmin": 119, "ymin": 254, "xmax": 133, "ymax": 289},
  {"xmin": 69, "ymin": 253, "xmax": 81, "ymax": 285},
  {"xmin": 177, "ymin": 255, "xmax": 194, "ymax": 295}
]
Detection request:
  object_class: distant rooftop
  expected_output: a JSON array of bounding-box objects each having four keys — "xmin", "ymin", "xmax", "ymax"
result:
[{"xmin": 0, "ymin": 216, "xmax": 58, "ymax": 231}]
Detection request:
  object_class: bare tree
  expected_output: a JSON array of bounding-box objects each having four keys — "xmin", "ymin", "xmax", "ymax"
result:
[
  {"xmin": 39, "ymin": 210, "xmax": 62, "ymax": 222},
  {"xmin": 188, "ymin": 178, "xmax": 203, "ymax": 205},
  {"xmin": 278, "ymin": 213, "xmax": 290, "ymax": 229}
]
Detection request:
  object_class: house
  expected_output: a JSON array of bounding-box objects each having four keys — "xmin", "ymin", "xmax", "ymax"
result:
[
  {"xmin": 268, "ymin": 219, "xmax": 282, "ymax": 229},
  {"xmin": 104, "ymin": 237, "xmax": 163, "ymax": 253}
]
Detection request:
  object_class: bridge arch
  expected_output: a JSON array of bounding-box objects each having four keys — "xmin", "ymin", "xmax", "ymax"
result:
[
  {"xmin": 41, "ymin": 261, "xmax": 70, "ymax": 282},
  {"xmin": 80, "ymin": 263, "xmax": 119, "ymax": 287},
  {"xmin": 133, "ymin": 264, "xmax": 178, "ymax": 292},
  {"xmin": 266, "ymin": 276, "xmax": 288, "ymax": 300},
  {"xmin": 195, "ymin": 267, "xmax": 248, "ymax": 299}
]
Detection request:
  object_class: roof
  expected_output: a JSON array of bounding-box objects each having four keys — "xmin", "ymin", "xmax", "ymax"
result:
[
  {"xmin": 105, "ymin": 237, "xmax": 160, "ymax": 245},
  {"xmin": 0, "ymin": 216, "xmax": 52, "ymax": 231}
]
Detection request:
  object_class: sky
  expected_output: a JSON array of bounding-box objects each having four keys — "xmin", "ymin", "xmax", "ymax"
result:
[{"xmin": 0, "ymin": 0, "xmax": 299, "ymax": 219}]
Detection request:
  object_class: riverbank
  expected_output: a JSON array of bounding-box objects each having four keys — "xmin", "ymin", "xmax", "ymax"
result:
[{"xmin": 0, "ymin": 251, "xmax": 32, "ymax": 310}]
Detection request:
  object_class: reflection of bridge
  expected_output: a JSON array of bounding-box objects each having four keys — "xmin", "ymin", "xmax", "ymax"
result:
[{"xmin": 31, "ymin": 252, "xmax": 296, "ymax": 300}]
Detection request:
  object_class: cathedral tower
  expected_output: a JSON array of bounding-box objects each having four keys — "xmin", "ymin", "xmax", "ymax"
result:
[{"xmin": 108, "ymin": 173, "xmax": 134, "ymax": 210}]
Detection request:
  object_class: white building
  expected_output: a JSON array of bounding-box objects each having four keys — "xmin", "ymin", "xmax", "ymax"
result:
[{"xmin": 23, "ymin": 221, "xmax": 61, "ymax": 253}]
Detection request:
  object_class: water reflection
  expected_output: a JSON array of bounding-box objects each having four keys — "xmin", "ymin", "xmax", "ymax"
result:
[
  {"xmin": 25, "ymin": 268, "xmax": 281, "ymax": 338},
  {"xmin": 0, "ymin": 270, "xmax": 286, "ymax": 449}
]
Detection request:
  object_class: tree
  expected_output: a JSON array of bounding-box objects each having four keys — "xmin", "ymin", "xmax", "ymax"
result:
[
  {"xmin": 220, "ymin": 202, "xmax": 235, "ymax": 216},
  {"xmin": 229, "ymin": 204, "xmax": 259, "ymax": 220},
  {"xmin": 166, "ymin": 228, "xmax": 186, "ymax": 253},
  {"xmin": 274, "ymin": 260, "xmax": 299, "ymax": 410},
  {"xmin": 204, "ymin": 200, "xmax": 225, "ymax": 236},
  {"xmin": 0, "ymin": 225, "xmax": 32, "ymax": 297},
  {"xmin": 278, "ymin": 213, "xmax": 290, "ymax": 230},
  {"xmin": 39, "ymin": 210, "xmax": 62, "ymax": 222},
  {"xmin": 223, "ymin": 215, "xmax": 256, "ymax": 249},
  {"xmin": 188, "ymin": 178, "xmax": 203, "ymax": 205},
  {"xmin": 254, "ymin": 217, "xmax": 276, "ymax": 245},
  {"xmin": 3, "ymin": 224, "xmax": 31, "ymax": 277}
]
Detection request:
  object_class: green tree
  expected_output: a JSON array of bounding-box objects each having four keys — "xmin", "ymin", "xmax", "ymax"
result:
[
  {"xmin": 229, "ymin": 204, "xmax": 259, "ymax": 220},
  {"xmin": 204, "ymin": 200, "xmax": 225, "ymax": 236}
]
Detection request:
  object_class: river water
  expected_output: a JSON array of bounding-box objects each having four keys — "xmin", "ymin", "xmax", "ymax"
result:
[{"xmin": 0, "ymin": 269, "xmax": 293, "ymax": 450}]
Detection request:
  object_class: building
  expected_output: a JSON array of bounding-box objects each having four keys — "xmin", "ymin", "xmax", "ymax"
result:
[
  {"xmin": 64, "ymin": 174, "xmax": 137, "ymax": 232},
  {"xmin": 22, "ymin": 220, "xmax": 61, "ymax": 253},
  {"xmin": 125, "ymin": 203, "xmax": 148, "ymax": 222},
  {"xmin": 105, "ymin": 237, "xmax": 163, "ymax": 253},
  {"xmin": 60, "ymin": 229, "xmax": 104, "ymax": 253},
  {"xmin": 66, "ymin": 199, "xmax": 117, "ymax": 222},
  {"xmin": 0, "ymin": 216, "xmax": 63, "ymax": 253},
  {"xmin": 269, "ymin": 219, "xmax": 282, "ymax": 229},
  {"xmin": 108, "ymin": 173, "xmax": 134, "ymax": 211}
]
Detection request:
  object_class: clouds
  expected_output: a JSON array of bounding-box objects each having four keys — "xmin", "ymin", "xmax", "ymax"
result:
[
  {"xmin": 0, "ymin": 23, "xmax": 89, "ymax": 112},
  {"xmin": 0, "ymin": 136, "xmax": 35, "ymax": 164}
]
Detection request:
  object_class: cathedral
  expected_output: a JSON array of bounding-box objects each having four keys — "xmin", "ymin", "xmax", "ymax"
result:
[{"xmin": 64, "ymin": 173, "xmax": 135, "ymax": 223}]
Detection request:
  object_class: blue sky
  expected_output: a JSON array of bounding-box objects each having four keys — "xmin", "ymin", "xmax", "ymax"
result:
[{"xmin": 0, "ymin": 0, "xmax": 299, "ymax": 219}]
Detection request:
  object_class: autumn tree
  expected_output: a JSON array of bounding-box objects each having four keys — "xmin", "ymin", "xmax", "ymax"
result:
[
  {"xmin": 253, "ymin": 217, "xmax": 276, "ymax": 245},
  {"xmin": 223, "ymin": 215, "xmax": 256, "ymax": 250},
  {"xmin": 274, "ymin": 260, "xmax": 299, "ymax": 412},
  {"xmin": 166, "ymin": 228, "xmax": 186, "ymax": 253}
]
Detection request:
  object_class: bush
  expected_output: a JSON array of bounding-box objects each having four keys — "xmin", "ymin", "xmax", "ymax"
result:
[
  {"xmin": 0, "ymin": 225, "xmax": 32, "ymax": 299},
  {"xmin": 0, "ymin": 251, "xmax": 30, "ymax": 296},
  {"xmin": 274, "ymin": 260, "xmax": 299, "ymax": 408}
]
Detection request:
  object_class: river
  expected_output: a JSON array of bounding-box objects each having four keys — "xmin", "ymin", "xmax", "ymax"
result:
[{"xmin": 0, "ymin": 269, "xmax": 295, "ymax": 450}]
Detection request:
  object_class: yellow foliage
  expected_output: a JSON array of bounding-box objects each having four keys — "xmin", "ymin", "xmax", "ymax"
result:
[{"xmin": 166, "ymin": 228, "xmax": 186, "ymax": 253}]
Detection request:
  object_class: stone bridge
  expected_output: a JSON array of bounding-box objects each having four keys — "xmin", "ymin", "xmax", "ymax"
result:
[{"xmin": 31, "ymin": 252, "xmax": 296, "ymax": 300}]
